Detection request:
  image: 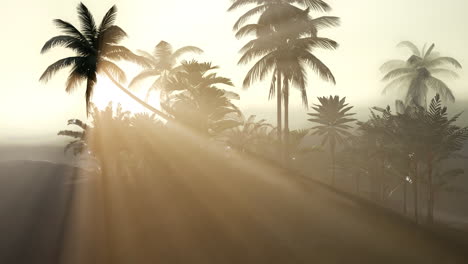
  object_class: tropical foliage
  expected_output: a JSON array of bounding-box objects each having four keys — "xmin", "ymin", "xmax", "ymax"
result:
[
  {"xmin": 129, "ymin": 41, "xmax": 203, "ymax": 101},
  {"xmin": 46, "ymin": 2, "xmax": 468, "ymax": 231}
]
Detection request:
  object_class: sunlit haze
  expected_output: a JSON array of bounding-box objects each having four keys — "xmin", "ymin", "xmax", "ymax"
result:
[{"xmin": 1, "ymin": 0, "xmax": 468, "ymax": 143}]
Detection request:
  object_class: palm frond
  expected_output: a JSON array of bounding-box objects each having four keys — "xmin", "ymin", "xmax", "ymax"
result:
[
  {"xmin": 382, "ymin": 68, "xmax": 414, "ymax": 81},
  {"xmin": 77, "ymin": 2, "xmax": 97, "ymax": 42},
  {"xmin": 41, "ymin": 35, "xmax": 91, "ymax": 55},
  {"xmin": 380, "ymin": 60, "xmax": 406, "ymax": 73},
  {"xmin": 397, "ymin": 41, "xmax": 421, "ymax": 56},
  {"xmin": 99, "ymin": 5, "xmax": 117, "ymax": 33},
  {"xmin": 426, "ymin": 77, "xmax": 455, "ymax": 102},
  {"xmin": 52, "ymin": 19, "xmax": 88, "ymax": 44},
  {"xmin": 39, "ymin": 57, "xmax": 83, "ymax": 82},
  {"xmin": 98, "ymin": 60, "xmax": 126, "ymax": 84},
  {"xmin": 232, "ymin": 4, "xmax": 269, "ymax": 30},
  {"xmin": 426, "ymin": 57, "xmax": 462, "ymax": 69},
  {"xmin": 100, "ymin": 25, "xmax": 127, "ymax": 45},
  {"xmin": 300, "ymin": 51, "xmax": 336, "ymax": 84},
  {"xmin": 172, "ymin": 46, "xmax": 204, "ymax": 60}
]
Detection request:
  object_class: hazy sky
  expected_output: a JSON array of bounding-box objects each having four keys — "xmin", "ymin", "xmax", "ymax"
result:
[{"xmin": 1, "ymin": 0, "xmax": 468, "ymax": 143}]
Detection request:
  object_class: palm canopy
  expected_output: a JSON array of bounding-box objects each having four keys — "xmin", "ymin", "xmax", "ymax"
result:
[
  {"xmin": 380, "ymin": 41, "xmax": 462, "ymax": 107},
  {"xmin": 228, "ymin": 0, "xmax": 332, "ymax": 31},
  {"xmin": 40, "ymin": 3, "xmax": 146, "ymax": 114},
  {"xmin": 307, "ymin": 96, "xmax": 356, "ymax": 148},
  {"xmin": 239, "ymin": 16, "xmax": 338, "ymax": 105},
  {"xmin": 162, "ymin": 60, "xmax": 240, "ymax": 135},
  {"xmin": 129, "ymin": 41, "xmax": 203, "ymax": 98}
]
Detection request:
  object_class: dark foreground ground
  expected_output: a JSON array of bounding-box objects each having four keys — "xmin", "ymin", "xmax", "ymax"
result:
[
  {"xmin": 0, "ymin": 161, "xmax": 76, "ymax": 264},
  {"xmin": 0, "ymin": 160, "xmax": 466, "ymax": 264}
]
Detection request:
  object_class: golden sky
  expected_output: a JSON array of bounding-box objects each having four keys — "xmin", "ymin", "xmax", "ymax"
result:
[{"xmin": 1, "ymin": 0, "xmax": 467, "ymax": 143}]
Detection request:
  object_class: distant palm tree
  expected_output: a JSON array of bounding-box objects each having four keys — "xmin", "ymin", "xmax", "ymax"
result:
[
  {"xmin": 40, "ymin": 3, "xmax": 169, "ymax": 119},
  {"xmin": 232, "ymin": 2, "xmax": 338, "ymax": 162},
  {"xmin": 162, "ymin": 60, "xmax": 241, "ymax": 136},
  {"xmin": 224, "ymin": 114, "xmax": 271, "ymax": 153},
  {"xmin": 380, "ymin": 41, "xmax": 462, "ymax": 107},
  {"xmin": 129, "ymin": 41, "xmax": 203, "ymax": 101},
  {"xmin": 308, "ymin": 96, "xmax": 356, "ymax": 186},
  {"xmin": 58, "ymin": 119, "xmax": 88, "ymax": 156}
]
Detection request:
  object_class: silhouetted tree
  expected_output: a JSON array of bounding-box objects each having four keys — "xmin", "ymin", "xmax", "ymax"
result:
[
  {"xmin": 381, "ymin": 41, "xmax": 461, "ymax": 108},
  {"xmin": 231, "ymin": 1, "xmax": 339, "ymax": 162},
  {"xmin": 40, "ymin": 3, "xmax": 169, "ymax": 119},
  {"xmin": 308, "ymin": 96, "xmax": 356, "ymax": 186}
]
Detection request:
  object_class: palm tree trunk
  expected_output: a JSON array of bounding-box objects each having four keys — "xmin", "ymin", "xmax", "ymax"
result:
[
  {"xmin": 283, "ymin": 79, "xmax": 290, "ymax": 165},
  {"xmin": 103, "ymin": 69, "xmax": 172, "ymax": 121},
  {"xmin": 427, "ymin": 155, "xmax": 434, "ymax": 224},
  {"xmin": 414, "ymin": 162, "xmax": 419, "ymax": 223},
  {"xmin": 276, "ymin": 71, "xmax": 283, "ymax": 160},
  {"xmin": 331, "ymin": 144, "xmax": 336, "ymax": 186},
  {"xmin": 403, "ymin": 178, "xmax": 407, "ymax": 215}
]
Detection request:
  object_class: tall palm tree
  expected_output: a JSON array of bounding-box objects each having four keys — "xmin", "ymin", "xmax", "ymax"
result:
[
  {"xmin": 40, "ymin": 3, "xmax": 169, "ymax": 119},
  {"xmin": 308, "ymin": 96, "xmax": 356, "ymax": 186},
  {"xmin": 231, "ymin": 1, "xmax": 338, "ymax": 162},
  {"xmin": 380, "ymin": 41, "xmax": 462, "ymax": 107},
  {"xmin": 129, "ymin": 41, "xmax": 203, "ymax": 100}
]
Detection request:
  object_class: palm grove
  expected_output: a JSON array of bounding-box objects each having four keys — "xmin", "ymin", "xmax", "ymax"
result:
[{"xmin": 42, "ymin": 2, "xmax": 466, "ymax": 225}]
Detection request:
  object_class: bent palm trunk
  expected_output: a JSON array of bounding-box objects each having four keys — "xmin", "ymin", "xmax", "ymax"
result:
[
  {"xmin": 283, "ymin": 80, "xmax": 290, "ymax": 165},
  {"xmin": 103, "ymin": 69, "xmax": 172, "ymax": 121}
]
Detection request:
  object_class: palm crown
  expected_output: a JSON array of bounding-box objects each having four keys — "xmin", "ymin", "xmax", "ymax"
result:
[
  {"xmin": 380, "ymin": 41, "xmax": 462, "ymax": 107},
  {"xmin": 129, "ymin": 41, "xmax": 203, "ymax": 100}
]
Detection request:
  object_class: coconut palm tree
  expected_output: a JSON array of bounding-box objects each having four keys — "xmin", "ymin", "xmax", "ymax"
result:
[
  {"xmin": 232, "ymin": 3, "xmax": 338, "ymax": 162},
  {"xmin": 380, "ymin": 41, "xmax": 462, "ymax": 107},
  {"xmin": 40, "ymin": 3, "xmax": 169, "ymax": 119},
  {"xmin": 308, "ymin": 96, "xmax": 356, "ymax": 186},
  {"xmin": 129, "ymin": 41, "xmax": 203, "ymax": 101}
]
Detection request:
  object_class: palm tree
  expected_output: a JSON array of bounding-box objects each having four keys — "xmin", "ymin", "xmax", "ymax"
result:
[
  {"xmin": 308, "ymin": 96, "xmax": 356, "ymax": 186},
  {"xmin": 162, "ymin": 60, "xmax": 241, "ymax": 136},
  {"xmin": 58, "ymin": 118, "xmax": 88, "ymax": 156},
  {"xmin": 231, "ymin": 2, "xmax": 339, "ymax": 162},
  {"xmin": 129, "ymin": 41, "xmax": 203, "ymax": 101},
  {"xmin": 40, "ymin": 3, "xmax": 169, "ymax": 119},
  {"xmin": 380, "ymin": 41, "xmax": 462, "ymax": 107},
  {"xmin": 224, "ymin": 114, "xmax": 271, "ymax": 153}
]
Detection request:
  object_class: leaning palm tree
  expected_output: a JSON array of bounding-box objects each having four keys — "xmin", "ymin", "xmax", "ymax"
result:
[
  {"xmin": 308, "ymin": 96, "xmax": 356, "ymax": 186},
  {"xmin": 129, "ymin": 41, "xmax": 203, "ymax": 101},
  {"xmin": 380, "ymin": 41, "xmax": 462, "ymax": 108},
  {"xmin": 40, "ymin": 3, "xmax": 169, "ymax": 119},
  {"xmin": 232, "ymin": 2, "xmax": 339, "ymax": 162}
]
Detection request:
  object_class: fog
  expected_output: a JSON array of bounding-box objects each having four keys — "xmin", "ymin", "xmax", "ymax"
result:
[{"xmin": 0, "ymin": 1, "xmax": 468, "ymax": 263}]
